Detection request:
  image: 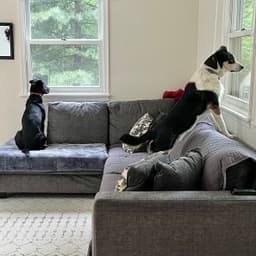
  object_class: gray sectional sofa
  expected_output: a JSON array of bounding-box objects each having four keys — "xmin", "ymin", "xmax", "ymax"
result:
[
  {"xmin": 1, "ymin": 99, "xmax": 256, "ymax": 256},
  {"xmin": 91, "ymin": 100, "xmax": 256, "ymax": 256}
]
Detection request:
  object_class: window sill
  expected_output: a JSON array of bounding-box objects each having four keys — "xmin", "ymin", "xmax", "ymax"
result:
[
  {"xmin": 222, "ymin": 104, "xmax": 249, "ymax": 122},
  {"xmin": 222, "ymin": 94, "xmax": 249, "ymax": 121},
  {"xmin": 19, "ymin": 92, "xmax": 110, "ymax": 102}
]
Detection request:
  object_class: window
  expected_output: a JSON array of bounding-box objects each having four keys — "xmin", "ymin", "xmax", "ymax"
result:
[
  {"xmin": 23, "ymin": 0, "xmax": 108, "ymax": 96},
  {"xmin": 224, "ymin": 0, "xmax": 255, "ymax": 116}
]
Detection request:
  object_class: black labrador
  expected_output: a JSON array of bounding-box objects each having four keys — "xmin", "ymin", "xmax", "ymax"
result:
[
  {"xmin": 120, "ymin": 82, "xmax": 220, "ymax": 152},
  {"xmin": 15, "ymin": 79, "xmax": 49, "ymax": 154}
]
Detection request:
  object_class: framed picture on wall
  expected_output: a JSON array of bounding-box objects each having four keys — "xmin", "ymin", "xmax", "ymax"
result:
[{"xmin": 0, "ymin": 23, "xmax": 14, "ymax": 59}]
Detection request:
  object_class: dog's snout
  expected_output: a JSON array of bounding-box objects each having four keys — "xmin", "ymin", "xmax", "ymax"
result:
[
  {"xmin": 44, "ymin": 87, "xmax": 50, "ymax": 94},
  {"xmin": 230, "ymin": 62, "xmax": 244, "ymax": 72}
]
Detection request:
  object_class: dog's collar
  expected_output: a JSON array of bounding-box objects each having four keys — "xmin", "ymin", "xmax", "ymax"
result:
[
  {"xmin": 30, "ymin": 92, "xmax": 43, "ymax": 96},
  {"xmin": 205, "ymin": 68, "xmax": 220, "ymax": 79}
]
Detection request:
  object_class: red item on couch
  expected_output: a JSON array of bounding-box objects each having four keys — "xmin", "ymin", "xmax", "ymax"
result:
[{"xmin": 162, "ymin": 88, "xmax": 184, "ymax": 101}]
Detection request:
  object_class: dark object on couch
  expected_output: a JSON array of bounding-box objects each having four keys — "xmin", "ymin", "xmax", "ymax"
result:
[
  {"xmin": 120, "ymin": 83, "xmax": 220, "ymax": 152},
  {"xmin": 226, "ymin": 158, "xmax": 256, "ymax": 190},
  {"xmin": 15, "ymin": 79, "xmax": 49, "ymax": 154}
]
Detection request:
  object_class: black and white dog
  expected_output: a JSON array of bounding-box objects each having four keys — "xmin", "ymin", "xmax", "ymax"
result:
[
  {"xmin": 15, "ymin": 79, "xmax": 49, "ymax": 154},
  {"xmin": 190, "ymin": 46, "xmax": 244, "ymax": 138},
  {"xmin": 120, "ymin": 83, "xmax": 220, "ymax": 152}
]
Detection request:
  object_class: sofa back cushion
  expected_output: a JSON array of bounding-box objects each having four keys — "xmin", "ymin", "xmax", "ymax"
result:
[
  {"xmin": 47, "ymin": 102, "xmax": 108, "ymax": 144},
  {"xmin": 108, "ymin": 99, "xmax": 175, "ymax": 145}
]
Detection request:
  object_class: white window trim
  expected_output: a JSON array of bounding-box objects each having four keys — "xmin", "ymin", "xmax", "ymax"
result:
[
  {"xmin": 222, "ymin": 0, "xmax": 256, "ymax": 126},
  {"xmin": 19, "ymin": 0, "xmax": 109, "ymax": 101}
]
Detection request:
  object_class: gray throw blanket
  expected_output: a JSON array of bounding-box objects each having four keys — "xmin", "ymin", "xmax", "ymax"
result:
[{"xmin": 168, "ymin": 113, "xmax": 256, "ymax": 190}]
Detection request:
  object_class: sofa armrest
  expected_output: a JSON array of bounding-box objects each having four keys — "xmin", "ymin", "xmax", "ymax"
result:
[{"xmin": 93, "ymin": 191, "xmax": 256, "ymax": 256}]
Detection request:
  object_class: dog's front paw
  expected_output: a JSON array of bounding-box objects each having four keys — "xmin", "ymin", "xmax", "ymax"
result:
[{"xmin": 225, "ymin": 132, "xmax": 236, "ymax": 139}]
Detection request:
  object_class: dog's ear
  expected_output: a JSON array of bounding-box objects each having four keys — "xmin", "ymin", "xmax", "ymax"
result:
[
  {"xmin": 37, "ymin": 80, "xmax": 43, "ymax": 86},
  {"xmin": 204, "ymin": 55, "xmax": 218, "ymax": 69},
  {"xmin": 219, "ymin": 46, "xmax": 227, "ymax": 52}
]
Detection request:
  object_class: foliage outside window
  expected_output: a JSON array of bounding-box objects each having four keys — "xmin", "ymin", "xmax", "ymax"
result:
[
  {"xmin": 24, "ymin": 0, "xmax": 108, "ymax": 95},
  {"xmin": 225, "ymin": 0, "xmax": 255, "ymax": 114}
]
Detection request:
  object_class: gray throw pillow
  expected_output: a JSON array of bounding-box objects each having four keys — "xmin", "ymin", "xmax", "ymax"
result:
[
  {"xmin": 153, "ymin": 150, "xmax": 203, "ymax": 191},
  {"xmin": 116, "ymin": 151, "xmax": 169, "ymax": 191}
]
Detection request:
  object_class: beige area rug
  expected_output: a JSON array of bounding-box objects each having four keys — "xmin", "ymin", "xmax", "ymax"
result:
[{"xmin": 0, "ymin": 196, "xmax": 94, "ymax": 256}]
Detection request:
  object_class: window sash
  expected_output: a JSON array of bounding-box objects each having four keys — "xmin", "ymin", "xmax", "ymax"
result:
[
  {"xmin": 223, "ymin": 0, "xmax": 256, "ymax": 120},
  {"xmin": 22, "ymin": 0, "xmax": 108, "ymax": 96}
]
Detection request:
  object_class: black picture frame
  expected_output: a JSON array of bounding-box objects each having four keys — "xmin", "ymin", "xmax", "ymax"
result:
[{"xmin": 0, "ymin": 22, "xmax": 14, "ymax": 59}]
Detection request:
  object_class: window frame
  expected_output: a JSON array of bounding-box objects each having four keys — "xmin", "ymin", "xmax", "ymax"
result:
[
  {"xmin": 223, "ymin": 0, "xmax": 256, "ymax": 122},
  {"xmin": 20, "ymin": 0, "xmax": 109, "ymax": 99}
]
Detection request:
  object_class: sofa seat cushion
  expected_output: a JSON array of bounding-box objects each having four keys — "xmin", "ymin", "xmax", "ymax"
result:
[
  {"xmin": 0, "ymin": 142, "xmax": 108, "ymax": 175},
  {"xmin": 100, "ymin": 174, "xmax": 121, "ymax": 192},
  {"xmin": 103, "ymin": 145, "xmax": 147, "ymax": 175}
]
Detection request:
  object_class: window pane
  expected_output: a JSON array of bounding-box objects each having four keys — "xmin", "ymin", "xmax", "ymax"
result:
[
  {"xmin": 229, "ymin": 35, "xmax": 252, "ymax": 102},
  {"xmin": 31, "ymin": 45, "xmax": 99, "ymax": 87},
  {"xmin": 242, "ymin": 0, "xmax": 254, "ymax": 29},
  {"xmin": 30, "ymin": 0, "xmax": 99, "ymax": 39},
  {"xmin": 232, "ymin": 0, "xmax": 254, "ymax": 31}
]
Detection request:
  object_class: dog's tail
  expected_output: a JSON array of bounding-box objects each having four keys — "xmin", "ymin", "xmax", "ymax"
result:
[{"xmin": 120, "ymin": 131, "xmax": 153, "ymax": 146}]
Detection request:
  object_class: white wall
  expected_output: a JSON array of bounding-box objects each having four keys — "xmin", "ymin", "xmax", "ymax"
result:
[
  {"xmin": 197, "ymin": 0, "xmax": 225, "ymax": 64},
  {"xmin": 197, "ymin": 0, "xmax": 256, "ymax": 149},
  {"xmin": 109, "ymin": 0, "xmax": 199, "ymax": 100},
  {"xmin": 0, "ymin": 0, "xmax": 24, "ymax": 144},
  {"xmin": 196, "ymin": 0, "xmax": 218, "ymax": 65},
  {"xmin": 0, "ymin": 0, "xmax": 199, "ymax": 144}
]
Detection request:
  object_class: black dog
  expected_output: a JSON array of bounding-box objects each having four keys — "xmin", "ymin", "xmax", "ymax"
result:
[
  {"xmin": 120, "ymin": 83, "xmax": 220, "ymax": 152},
  {"xmin": 15, "ymin": 79, "xmax": 49, "ymax": 154}
]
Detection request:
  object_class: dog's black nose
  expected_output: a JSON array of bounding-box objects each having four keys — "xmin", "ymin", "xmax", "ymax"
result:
[
  {"xmin": 240, "ymin": 65, "xmax": 244, "ymax": 70},
  {"xmin": 45, "ymin": 87, "xmax": 50, "ymax": 94}
]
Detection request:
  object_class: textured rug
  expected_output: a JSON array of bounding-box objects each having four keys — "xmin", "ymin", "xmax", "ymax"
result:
[{"xmin": 0, "ymin": 196, "xmax": 94, "ymax": 256}]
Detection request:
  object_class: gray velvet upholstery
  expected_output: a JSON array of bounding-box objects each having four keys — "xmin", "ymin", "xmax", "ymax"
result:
[
  {"xmin": 103, "ymin": 146, "xmax": 147, "ymax": 175},
  {"xmin": 0, "ymin": 174, "xmax": 102, "ymax": 194},
  {"xmin": 47, "ymin": 102, "xmax": 108, "ymax": 144},
  {"xmin": 93, "ymin": 191, "xmax": 256, "ymax": 256},
  {"xmin": 0, "ymin": 142, "xmax": 108, "ymax": 174},
  {"xmin": 99, "ymin": 174, "xmax": 121, "ymax": 192}
]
